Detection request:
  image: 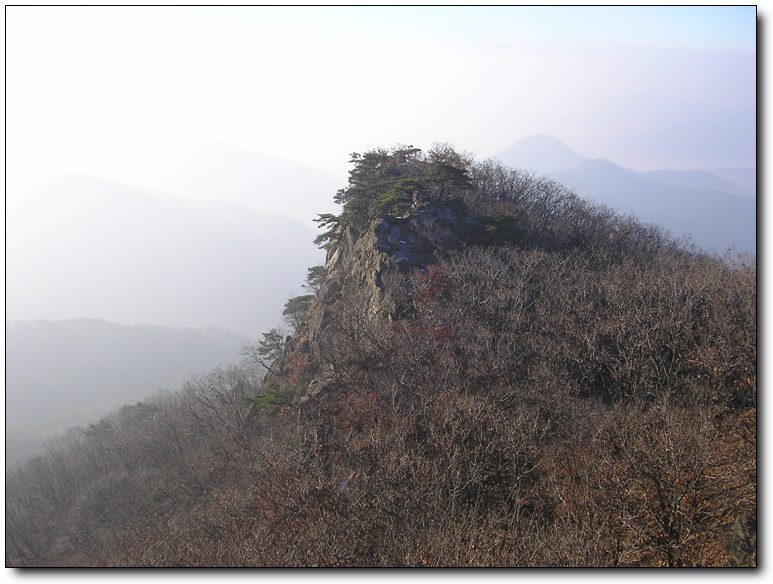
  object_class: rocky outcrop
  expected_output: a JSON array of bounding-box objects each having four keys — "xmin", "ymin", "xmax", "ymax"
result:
[
  {"xmin": 309, "ymin": 200, "xmax": 482, "ymax": 344},
  {"xmin": 267, "ymin": 199, "xmax": 494, "ymax": 405}
]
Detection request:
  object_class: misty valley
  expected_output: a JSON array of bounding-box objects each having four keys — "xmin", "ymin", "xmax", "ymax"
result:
[
  {"xmin": 5, "ymin": 4, "xmax": 758, "ymax": 568},
  {"xmin": 5, "ymin": 143, "xmax": 756, "ymax": 567}
]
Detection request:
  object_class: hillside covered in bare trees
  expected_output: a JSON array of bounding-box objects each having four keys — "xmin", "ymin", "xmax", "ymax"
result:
[{"xmin": 6, "ymin": 145, "xmax": 756, "ymax": 567}]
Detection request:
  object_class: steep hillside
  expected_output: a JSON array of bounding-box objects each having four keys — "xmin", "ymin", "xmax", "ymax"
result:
[{"xmin": 6, "ymin": 146, "xmax": 756, "ymax": 567}]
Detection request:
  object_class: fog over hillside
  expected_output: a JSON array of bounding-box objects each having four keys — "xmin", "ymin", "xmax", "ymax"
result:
[
  {"xmin": 496, "ymin": 135, "xmax": 756, "ymax": 254},
  {"xmin": 641, "ymin": 169, "xmax": 755, "ymax": 199},
  {"xmin": 551, "ymin": 160, "xmax": 755, "ymax": 254},
  {"xmin": 494, "ymin": 135, "xmax": 588, "ymax": 176},
  {"xmin": 5, "ymin": 165, "xmax": 330, "ymax": 467},
  {"xmin": 122, "ymin": 133, "xmax": 342, "ymax": 226},
  {"xmin": 4, "ymin": 6, "xmax": 755, "ymax": 480},
  {"xmin": 5, "ymin": 143, "xmax": 755, "ymax": 567},
  {"xmin": 6, "ymin": 173, "xmax": 325, "ymax": 336},
  {"xmin": 536, "ymin": 93, "xmax": 755, "ymax": 171},
  {"xmin": 5, "ymin": 319, "xmax": 251, "ymax": 467},
  {"xmin": 708, "ymin": 168, "xmax": 757, "ymax": 199}
]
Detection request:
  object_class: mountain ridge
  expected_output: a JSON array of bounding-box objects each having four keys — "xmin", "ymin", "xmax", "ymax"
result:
[
  {"xmin": 123, "ymin": 132, "xmax": 342, "ymax": 226},
  {"xmin": 495, "ymin": 135, "xmax": 756, "ymax": 253},
  {"xmin": 493, "ymin": 134, "xmax": 587, "ymax": 175},
  {"xmin": 550, "ymin": 158, "xmax": 756, "ymax": 253},
  {"xmin": 5, "ymin": 145, "xmax": 756, "ymax": 567},
  {"xmin": 6, "ymin": 172, "xmax": 324, "ymax": 336}
]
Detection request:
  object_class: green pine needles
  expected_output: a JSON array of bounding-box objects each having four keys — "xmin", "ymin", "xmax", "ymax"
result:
[{"xmin": 314, "ymin": 144, "xmax": 476, "ymax": 248}]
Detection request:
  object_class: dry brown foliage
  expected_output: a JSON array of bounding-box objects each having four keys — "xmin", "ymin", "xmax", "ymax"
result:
[{"xmin": 6, "ymin": 157, "xmax": 755, "ymax": 567}]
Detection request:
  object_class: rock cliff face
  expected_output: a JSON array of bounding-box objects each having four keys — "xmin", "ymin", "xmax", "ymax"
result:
[
  {"xmin": 265, "ymin": 198, "xmax": 490, "ymax": 404},
  {"xmin": 312, "ymin": 200, "xmax": 492, "ymax": 343}
]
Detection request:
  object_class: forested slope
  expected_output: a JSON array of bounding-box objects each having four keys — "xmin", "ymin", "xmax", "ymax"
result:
[{"xmin": 6, "ymin": 146, "xmax": 756, "ymax": 567}]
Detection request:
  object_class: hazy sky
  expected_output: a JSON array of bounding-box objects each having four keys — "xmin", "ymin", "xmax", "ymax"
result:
[{"xmin": 6, "ymin": 5, "xmax": 757, "ymax": 184}]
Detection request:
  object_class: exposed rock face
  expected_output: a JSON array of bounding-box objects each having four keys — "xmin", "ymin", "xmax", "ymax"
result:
[
  {"xmin": 374, "ymin": 215, "xmax": 428, "ymax": 267},
  {"xmin": 268, "ymin": 199, "xmax": 491, "ymax": 404},
  {"xmin": 310, "ymin": 200, "xmax": 482, "ymax": 342}
]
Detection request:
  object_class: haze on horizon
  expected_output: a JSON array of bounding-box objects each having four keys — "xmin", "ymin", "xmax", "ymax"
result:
[
  {"xmin": 2, "ymin": 5, "xmax": 758, "ymax": 467},
  {"xmin": 4, "ymin": 5, "xmax": 757, "ymax": 332},
  {"xmin": 6, "ymin": 5, "xmax": 756, "ymax": 188}
]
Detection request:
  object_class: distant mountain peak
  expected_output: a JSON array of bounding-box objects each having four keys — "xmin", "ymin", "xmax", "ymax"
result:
[
  {"xmin": 494, "ymin": 135, "xmax": 587, "ymax": 175},
  {"xmin": 122, "ymin": 133, "xmax": 342, "ymax": 226}
]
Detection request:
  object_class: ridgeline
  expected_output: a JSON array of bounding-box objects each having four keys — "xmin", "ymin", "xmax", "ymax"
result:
[{"xmin": 6, "ymin": 145, "xmax": 756, "ymax": 567}]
